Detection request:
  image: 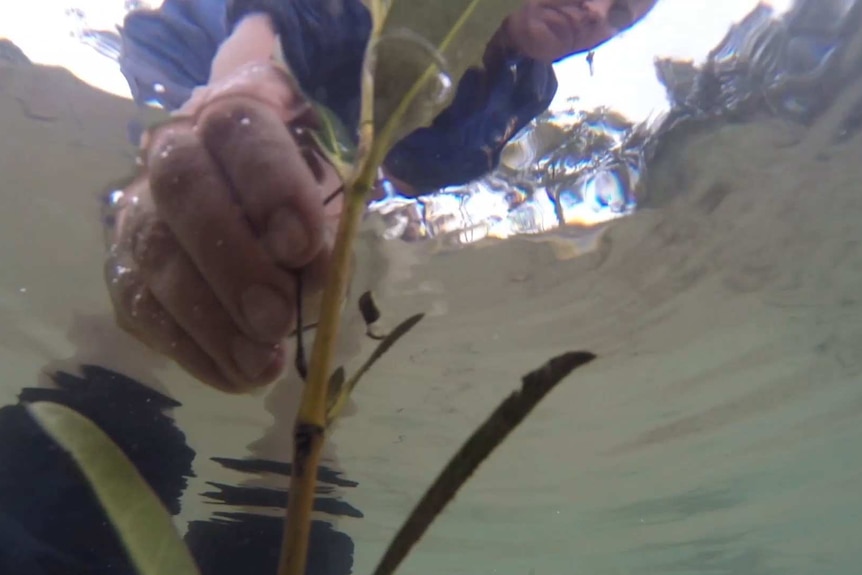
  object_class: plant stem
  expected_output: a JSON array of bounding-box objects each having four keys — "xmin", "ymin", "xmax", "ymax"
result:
[
  {"xmin": 277, "ymin": 161, "xmax": 376, "ymax": 575},
  {"xmin": 279, "ymin": 3, "xmax": 384, "ymax": 572}
]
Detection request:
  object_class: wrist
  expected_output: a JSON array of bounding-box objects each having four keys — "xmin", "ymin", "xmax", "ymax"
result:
[{"xmin": 209, "ymin": 13, "xmax": 278, "ymax": 83}]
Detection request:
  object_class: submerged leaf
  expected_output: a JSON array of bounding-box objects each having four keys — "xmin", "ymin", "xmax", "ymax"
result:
[
  {"xmin": 327, "ymin": 313, "xmax": 425, "ymax": 424},
  {"xmin": 27, "ymin": 402, "xmax": 200, "ymax": 575},
  {"xmin": 271, "ymin": 35, "xmax": 357, "ymax": 181},
  {"xmin": 371, "ymin": 350, "xmax": 597, "ymax": 575},
  {"xmin": 326, "ymin": 366, "xmax": 347, "ymax": 415},
  {"xmin": 358, "ymin": 290, "xmax": 383, "ymax": 326},
  {"xmin": 309, "ymin": 101, "xmax": 357, "ymax": 181},
  {"xmin": 371, "ymin": 0, "xmax": 525, "ymax": 154},
  {"xmin": 358, "ymin": 290, "xmax": 387, "ymax": 340}
]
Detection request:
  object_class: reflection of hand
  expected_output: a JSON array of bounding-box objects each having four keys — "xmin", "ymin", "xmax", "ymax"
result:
[
  {"xmin": 106, "ymin": 61, "xmax": 342, "ymax": 393},
  {"xmin": 502, "ymin": 0, "xmax": 658, "ymax": 63}
]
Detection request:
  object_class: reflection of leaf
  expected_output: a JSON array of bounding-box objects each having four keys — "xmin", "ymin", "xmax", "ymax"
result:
[
  {"xmin": 371, "ymin": 351, "xmax": 597, "ymax": 575},
  {"xmin": 327, "ymin": 313, "xmax": 425, "ymax": 424},
  {"xmin": 309, "ymin": 101, "xmax": 357, "ymax": 181},
  {"xmin": 28, "ymin": 402, "xmax": 200, "ymax": 575},
  {"xmin": 371, "ymin": 0, "xmax": 524, "ymax": 155}
]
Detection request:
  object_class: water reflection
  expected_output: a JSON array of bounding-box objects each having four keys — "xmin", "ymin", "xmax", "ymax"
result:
[
  {"xmin": 656, "ymin": 0, "xmax": 858, "ymax": 126},
  {"xmin": 0, "ymin": 366, "xmax": 355, "ymax": 574},
  {"xmin": 373, "ymin": 0, "xmax": 861, "ymax": 247}
]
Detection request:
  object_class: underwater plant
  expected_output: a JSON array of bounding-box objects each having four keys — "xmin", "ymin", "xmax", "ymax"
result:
[{"xmin": 28, "ymin": 1, "xmax": 596, "ymax": 574}]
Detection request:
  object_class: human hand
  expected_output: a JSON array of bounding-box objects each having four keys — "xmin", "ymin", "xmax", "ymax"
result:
[
  {"xmin": 105, "ymin": 61, "xmax": 342, "ymax": 393},
  {"xmin": 501, "ymin": 0, "xmax": 659, "ymax": 63}
]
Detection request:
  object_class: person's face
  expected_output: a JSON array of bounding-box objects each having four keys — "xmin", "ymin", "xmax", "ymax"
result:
[{"xmin": 505, "ymin": 0, "xmax": 660, "ymax": 63}]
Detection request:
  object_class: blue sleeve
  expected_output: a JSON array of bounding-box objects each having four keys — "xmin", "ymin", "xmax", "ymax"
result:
[
  {"xmin": 386, "ymin": 57, "xmax": 557, "ymax": 194},
  {"xmin": 119, "ymin": 0, "xmax": 229, "ymax": 111},
  {"xmin": 119, "ymin": 0, "xmax": 557, "ymax": 193},
  {"xmin": 225, "ymin": 0, "xmax": 370, "ymax": 133},
  {"xmin": 224, "ymin": 0, "xmax": 557, "ymax": 194}
]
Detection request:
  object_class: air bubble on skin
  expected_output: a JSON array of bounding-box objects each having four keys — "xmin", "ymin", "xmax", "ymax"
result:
[
  {"xmin": 107, "ymin": 190, "xmax": 124, "ymax": 207},
  {"xmin": 159, "ymin": 144, "xmax": 174, "ymax": 159},
  {"xmin": 130, "ymin": 291, "xmax": 146, "ymax": 318},
  {"xmin": 432, "ymin": 72, "xmax": 453, "ymax": 106},
  {"xmin": 110, "ymin": 265, "xmax": 133, "ymax": 285},
  {"xmin": 153, "ymin": 83, "xmax": 166, "ymax": 94},
  {"xmin": 19, "ymin": 287, "xmax": 27, "ymax": 294},
  {"xmin": 240, "ymin": 117, "xmax": 251, "ymax": 126}
]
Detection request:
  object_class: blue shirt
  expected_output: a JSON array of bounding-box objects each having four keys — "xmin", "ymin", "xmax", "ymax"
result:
[{"xmin": 119, "ymin": 0, "xmax": 558, "ymax": 194}]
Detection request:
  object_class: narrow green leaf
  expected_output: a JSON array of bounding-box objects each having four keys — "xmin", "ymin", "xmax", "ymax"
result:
[
  {"xmin": 326, "ymin": 366, "xmax": 347, "ymax": 415},
  {"xmin": 327, "ymin": 313, "xmax": 425, "ymax": 425},
  {"xmin": 271, "ymin": 35, "xmax": 358, "ymax": 181},
  {"xmin": 309, "ymin": 101, "xmax": 357, "ymax": 181},
  {"xmin": 27, "ymin": 402, "xmax": 200, "ymax": 575},
  {"xmin": 371, "ymin": 0, "xmax": 525, "ymax": 154}
]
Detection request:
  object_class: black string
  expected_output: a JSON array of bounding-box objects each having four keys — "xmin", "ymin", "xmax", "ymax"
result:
[
  {"xmin": 292, "ymin": 184, "xmax": 345, "ymax": 381},
  {"xmin": 293, "ymin": 271, "xmax": 308, "ymax": 380},
  {"xmin": 323, "ymin": 184, "xmax": 344, "ymax": 207}
]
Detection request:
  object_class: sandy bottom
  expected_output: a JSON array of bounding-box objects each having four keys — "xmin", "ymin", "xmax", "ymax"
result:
[{"xmin": 1, "ymin": 62, "xmax": 860, "ymax": 575}]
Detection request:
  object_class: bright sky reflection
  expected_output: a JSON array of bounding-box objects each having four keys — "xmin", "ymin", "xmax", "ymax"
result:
[{"xmin": 1, "ymin": 0, "xmax": 793, "ymax": 121}]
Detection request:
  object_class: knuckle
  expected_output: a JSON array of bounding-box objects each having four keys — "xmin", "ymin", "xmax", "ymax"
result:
[
  {"xmin": 199, "ymin": 96, "xmax": 295, "ymax": 166},
  {"xmin": 109, "ymin": 280, "xmax": 175, "ymax": 351},
  {"xmin": 126, "ymin": 214, "xmax": 179, "ymax": 274},
  {"xmin": 104, "ymin": 257, "xmax": 142, "ymax": 311},
  {"xmin": 109, "ymin": 279, "xmax": 149, "ymax": 334},
  {"xmin": 113, "ymin": 277, "xmax": 146, "ymax": 318},
  {"xmin": 113, "ymin": 307, "xmax": 137, "ymax": 335},
  {"xmin": 199, "ymin": 97, "xmax": 261, "ymax": 146},
  {"xmin": 147, "ymin": 127, "xmax": 205, "ymax": 205}
]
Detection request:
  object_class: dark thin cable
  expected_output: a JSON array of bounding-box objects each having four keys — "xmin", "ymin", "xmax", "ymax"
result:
[
  {"xmin": 293, "ymin": 271, "xmax": 308, "ymax": 380},
  {"xmin": 323, "ymin": 185, "xmax": 344, "ymax": 206}
]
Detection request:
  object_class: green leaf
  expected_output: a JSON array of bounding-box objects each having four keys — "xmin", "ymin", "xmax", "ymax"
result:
[
  {"xmin": 27, "ymin": 402, "xmax": 200, "ymax": 575},
  {"xmin": 370, "ymin": 0, "xmax": 525, "ymax": 155},
  {"xmin": 327, "ymin": 312, "xmax": 425, "ymax": 425},
  {"xmin": 271, "ymin": 35, "xmax": 357, "ymax": 181},
  {"xmin": 309, "ymin": 101, "xmax": 357, "ymax": 181}
]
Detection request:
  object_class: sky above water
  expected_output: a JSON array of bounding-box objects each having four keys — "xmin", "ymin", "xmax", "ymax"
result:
[{"xmin": 1, "ymin": 0, "xmax": 793, "ymax": 122}]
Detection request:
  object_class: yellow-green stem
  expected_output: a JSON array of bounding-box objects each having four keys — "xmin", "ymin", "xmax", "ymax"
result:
[
  {"xmin": 278, "ymin": 3, "xmax": 384, "ymax": 572},
  {"xmin": 277, "ymin": 153, "xmax": 378, "ymax": 575}
]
